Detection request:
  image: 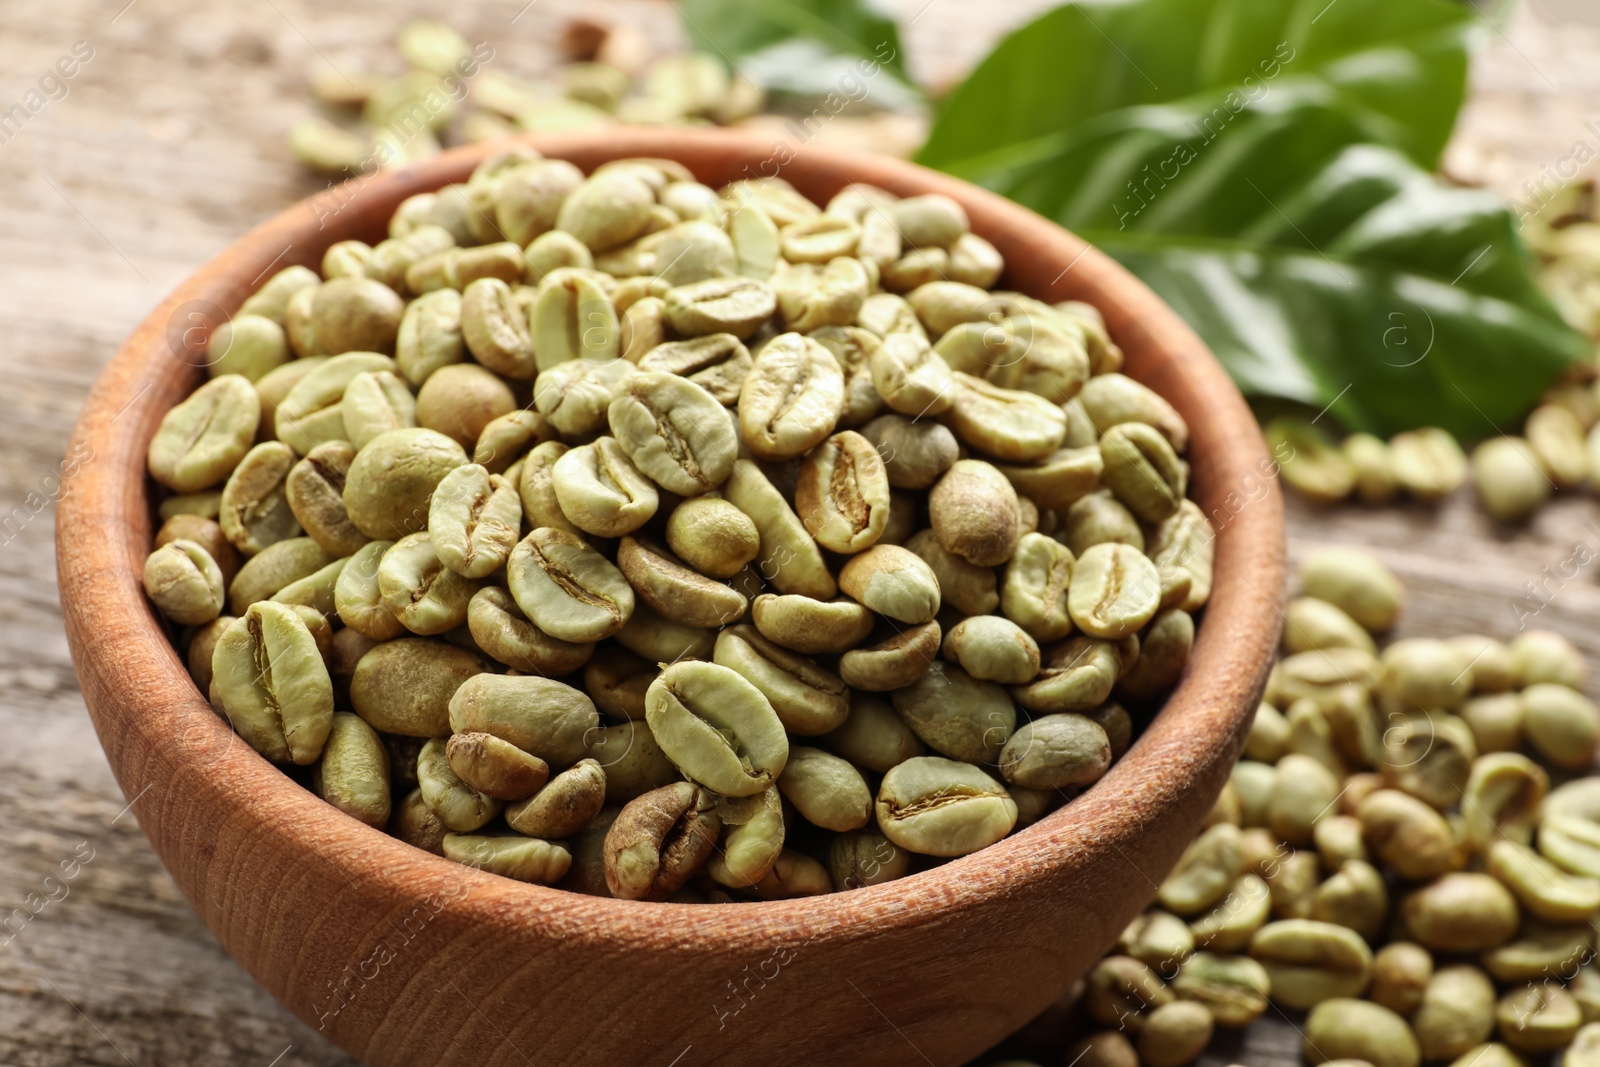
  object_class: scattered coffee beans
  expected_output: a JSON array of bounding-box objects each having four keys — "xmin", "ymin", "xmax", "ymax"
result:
[{"xmin": 990, "ymin": 547, "xmax": 1600, "ymax": 1067}]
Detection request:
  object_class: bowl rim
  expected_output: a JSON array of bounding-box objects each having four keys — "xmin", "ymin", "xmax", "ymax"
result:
[{"xmin": 57, "ymin": 126, "xmax": 1283, "ymax": 953}]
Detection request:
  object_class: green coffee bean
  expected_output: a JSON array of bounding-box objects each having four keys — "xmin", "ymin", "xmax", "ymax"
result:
[
  {"xmin": 749, "ymin": 594, "xmax": 873, "ymax": 655},
  {"xmin": 703, "ymin": 787, "xmax": 786, "ymax": 889},
  {"xmin": 746, "ymin": 848, "xmax": 833, "ymax": 900},
  {"xmin": 942, "ymin": 615, "xmax": 1040, "ymax": 684},
  {"xmin": 1248, "ymin": 920, "xmax": 1373, "ymax": 1010},
  {"xmin": 1069, "ymin": 542, "xmax": 1161, "ymax": 640},
  {"xmin": 1190, "ymin": 873, "xmax": 1271, "ymax": 952},
  {"xmin": 1521, "ymin": 683, "xmax": 1600, "ymax": 769},
  {"xmin": 1472, "ymin": 436, "xmax": 1551, "ymax": 522},
  {"xmin": 427, "ymin": 464, "xmax": 522, "ymax": 579},
  {"xmin": 1136, "ymin": 1001, "xmax": 1213, "ymax": 1067},
  {"xmin": 506, "ymin": 527, "xmax": 634, "ymax": 642},
  {"xmin": 1485, "ymin": 840, "xmax": 1600, "ymax": 923},
  {"xmin": 1572, "ymin": 967, "xmax": 1600, "ymax": 1024},
  {"xmin": 1358, "ymin": 788, "xmax": 1457, "ymax": 881},
  {"xmin": 773, "ymin": 257, "xmax": 871, "ymax": 333},
  {"xmin": 1158, "ymin": 824, "xmax": 1243, "ymax": 916},
  {"xmin": 998, "ymin": 713, "xmax": 1110, "ymax": 790},
  {"xmin": 445, "ymin": 731, "xmax": 550, "ymax": 802},
  {"xmin": 1147, "ymin": 500, "xmax": 1213, "ymax": 613},
  {"xmin": 822, "ymin": 694, "xmax": 925, "ymax": 773},
  {"xmin": 1172, "ymin": 952, "xmax": 1271, "ymax": 1028},
  {"xmin": 618, "ymin": 536, "xmax": 748, "ymax": 630},
  {"xmin": 1390, "ymin": 427, "xmax": 1467, "ymax": 502},
  {"xmin": 1268, "ymin": 754, "xmax": 1340, "ymax": 846},
  {"xmin": 143, "ymin": 540, "xmax": 226, "ymax": 625},
  {"xmin": 645, "ymin": 660, "xmax": 788, "ymax": 797},
  {"xmin": 333, "ymin": 540, "xmax": 402, "ymax": 640},
  {"xmin": 1064, "ymin": 486, "xmax": 1144, "ymax": 555},
  {"xmin": 1312, "ymin": 814, "xmax": 1368, "ymax": 870},
  {"xmin": 1402, "ymin": 872, "xmax": 1519, "ymax": 952},
  {"xmin": 584, "ymin": 720, "xmax": 679, "ymax": 806},
  {"xmin": 1526, "ymin": 403, "xmax": 1589, "ymax": 487},
  {"xmin": 269, "ymin": 555, "xmax": 345, "ymax": 617},
  {"xmin": 1302, "ymin": 998, "xmax": 1419, "ymax": 1067},
  {"xmin": 1569, "ymin": 1025, "xmax": 1600, "ymax": 1067},
  {"xmin": 1460, "ymin": 752, "xmax": 1546, "ymax": 853},
  {"xmin": 1381, "ymin": 714, "xmax": 1476, "ymax": 811},
  {"xmin": 1244, "ymin": 703, "xmax": 1290, "ymax": 763},
  {"xmin": 1480, "ymin": 922, "xmax": 1593, "ymax": 984},
  {"xmin": 1495, "ymin": 983, "xmax": 1582, "ymax": 1053},
  {"xmin": 621, "ymin": 601, "xmax": 720, "ymax": 660},
  {"xmin": 1312, "ymin": 860, "xmax": 1387, "ymax": 939},
  {"xmin": 448, "ymin": 673, "xmax": 598, "ymax": 767},
  {"xmin": 532, "ymin": 268, "xmax": 620, "ymax": 371},
  {"xmin": 1369, "ymin": 941, "xmax": 1433, "ymax": 1016},
  {"xmin": 416, "ymin": 736, "xmax": 500, "ymax": 832},
  {"xmin": 349, "ymin": 637, "xmax": 485, "ymax": 737},
  {"xmin": 505, "ymin": 759, "xmax": 607, "ymax": 839},
  {"xmin": 891, "ymin": 661, "xmax": 1015, "ymax": 764},
  {"xmin": 712, "ymin": 625, "xmax": 848, "ymax": 736},
  {"xmin": 148, "ymin": 375, "xmax": 261, "ymax": 492},
  {"xmin": 663, "ymin": 276, "xmax": 776, "ymax": 339},
  {"xmin": 1343, "ymin": 432, "xmax": 1399, "ymax": 505},
  {"xmin": 999, "ymin": 533, "xmax": 1074, "ymax": 642},
  {"xmin": 395, "ymin": 286, "xmax": 465, "ymax": 386},
  {"xmin": 1299, "ymin": 546, "xmax": 1402, "ymax": 632},
  {"xmin": 1077, "ymin": 373, "xmax": 1189, "ymax": 451},
  {"xmin": 228, "ymin": 536, "xmax": 334, "ymax": 614},
  {"xmin": 473, "ymin": 409, "xmax": 552, "ymax": 475},
  {"xmin": 736, "ymin": 332, "xmax": 847, "ymax": 461},
  {"xmin": 1269, "ymin": 418, "xmax": 1355, "ymax": 503},
  {"xmin": 1284, "ymin": 597, "xmax": 1376, "ymax": 656},
  {"xmin": 312, "ymin": 713, "xmax": 390, "ymax": 831},
  {"xmin": 1120, "ymin": 910, "xmax": 1195, "ymax": 975},
  {"xmin": 944, "ymin": 373, "xmax": 1068, "ymax": 462},
  {"xmin": 1265, "ymin": 849, "xmax": 1320, "ymax": 920},
  {"xmin": 1118, "ymin": 608, "xmax": 1194, "ymax": 700},
  {"xmin": 1462, "ymin": 692, "xmax": 1525, "ymax": 754},
  {"xmin": 1083, "ymin": 955, "xmax": 1174, "ymax": 1033},
  {"xmin": 794, "ymin": 430, "xmax": 891, "ymax": 554},
  {"xmin": 608, "ymin": 371, "xmax": 739, "ymax": 496},
  {"xmin": 555, "ymin": 169, "xmax": 656, "ymax": 252},
  {"xmin": 777, "ymin": 746, "xmax": 871, "ymax": 832},
  {"xmin": 211, "ymin": 602, "xmax": 333, "ymax": 764},
  {"xmin": 285, "ymin": 441, "xmax": 368, "ymax": 558},
  {"xmin": 240, "ymin": 265, "xmax": 319, "ymax": 325},
  {"xmin": 1510, "ymin": 629, "xmax": 1586, "ymax": 689},
  {"xmin": 342, "ymin": 427, "xmax": 467, "ymax": 540},
  {"xmin": 442, "ymin": 834, "xmax": 571, "ymax": 884},
  {"xmin": 391, "ymin": 788, "xmax": 448, "ymax": 856},
  {"xmin": 839, "ymin": 544, "xmax": 941, "ymax": 624},
  {"xmin": 341, "ymin": 370, "xmax": 417, "ymax": 451},
  {"xmin": 218, "ymin": 442, "xmax": 301, "ymax": 556},
  {"xmin": 875, "ymin": 756, "xmax": 1016, "ymax": 857},
  {"xmin": 827, "ymin": 829, "xmax": 909, "ymax": 891},
  {"xmin": 377, "ymin": 532, "xmax": 479, "ymax": 635}
]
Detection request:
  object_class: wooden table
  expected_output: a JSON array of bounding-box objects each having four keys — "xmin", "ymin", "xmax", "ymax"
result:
[{"xmin": 3, "ymin": 2, "xmax": 1597, "ymax": 1064}]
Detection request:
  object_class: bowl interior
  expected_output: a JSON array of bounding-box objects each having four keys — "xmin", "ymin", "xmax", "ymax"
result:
[{"xmin": 57, "ymin": 127, "xmax": 1283, "ymax": 1066}]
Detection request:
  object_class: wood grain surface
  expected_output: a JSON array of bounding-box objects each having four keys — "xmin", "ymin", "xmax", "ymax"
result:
[{"xmin": 1, "ymin": 2, "xmax": 1596, "ymax": 1065}]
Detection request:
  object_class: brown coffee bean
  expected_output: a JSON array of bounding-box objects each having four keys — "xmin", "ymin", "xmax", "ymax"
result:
[
  {"xmin": 794, "ymin": 430, "xmax": 891, "ymax": 553},
  {"xmin": 603, "ymin": 782, "xmax": 722, "ymax": 900}
]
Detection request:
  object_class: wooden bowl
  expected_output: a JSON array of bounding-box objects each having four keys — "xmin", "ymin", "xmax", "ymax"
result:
[{"xmin": 57, "ymin": 127, "xmax": 1283, "ymax": 1067}]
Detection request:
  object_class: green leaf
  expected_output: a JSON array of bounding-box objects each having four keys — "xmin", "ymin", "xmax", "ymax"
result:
[
  {"xmin": 678, "ymin": 0, "xmax": 913, "ymax": 94},
  {"xmin": 917, "ymin": 0, "xmax": 1588, "ymax": 439},
  {"xmin": 919, "ymin": 0, "xmax": 1474, "ymax": 175}
]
